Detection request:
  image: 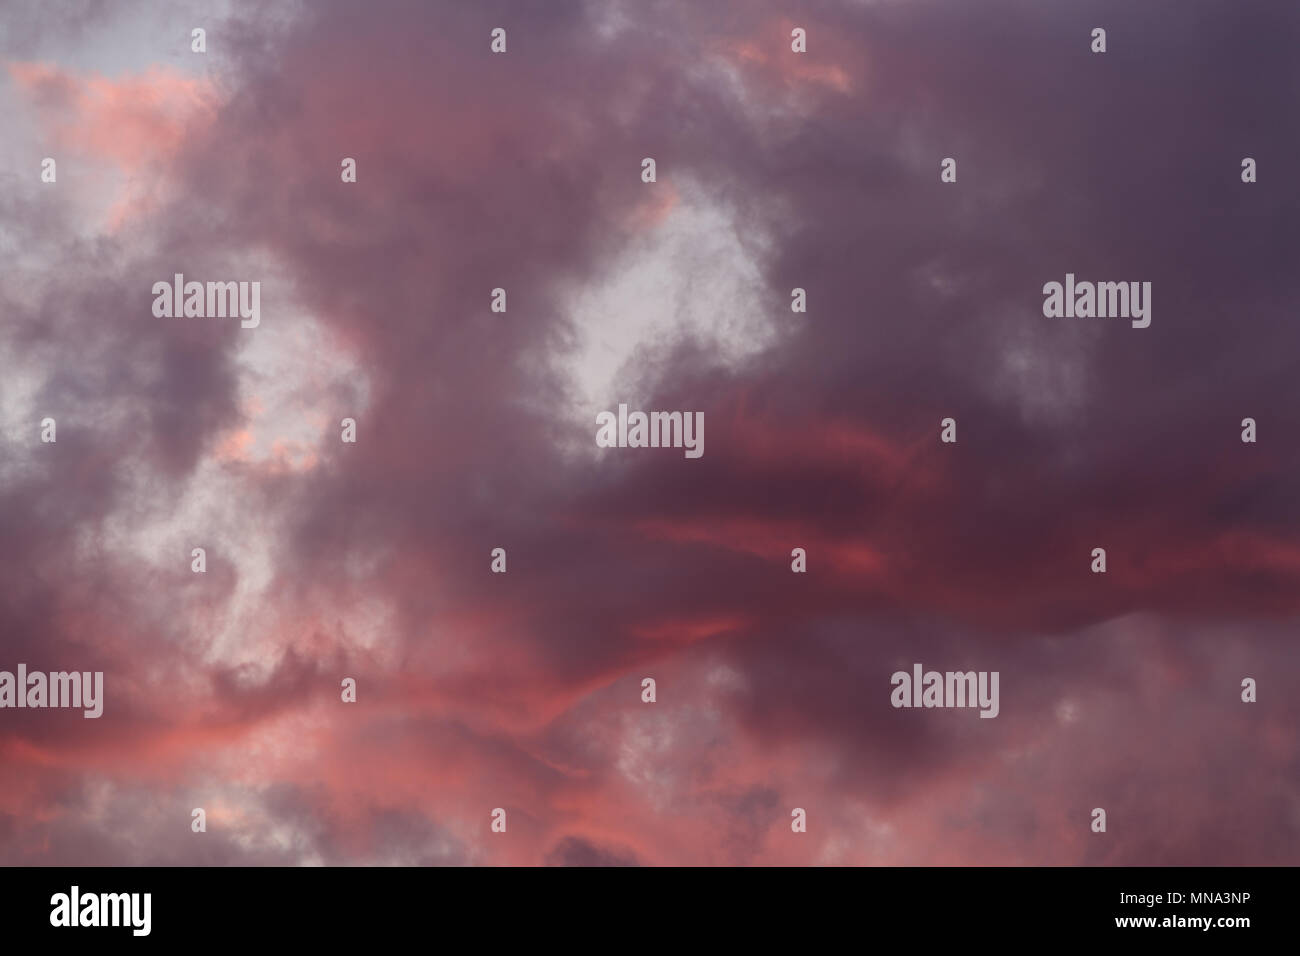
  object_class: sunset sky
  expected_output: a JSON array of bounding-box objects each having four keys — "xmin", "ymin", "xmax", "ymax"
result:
[{"xmin": 1, "ymin": 0, "xmax": 1298, "ymax": 866}]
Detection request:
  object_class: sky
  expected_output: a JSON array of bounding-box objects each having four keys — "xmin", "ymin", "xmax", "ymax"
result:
[{"xmin": 0, "ymin": 0, "xmax": 1298, "ymax": 866}]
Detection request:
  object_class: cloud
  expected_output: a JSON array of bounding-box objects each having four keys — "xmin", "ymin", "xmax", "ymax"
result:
[{"xmin": 1, "ymin": 0, "xmax": 1297, "ymax": 865}]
